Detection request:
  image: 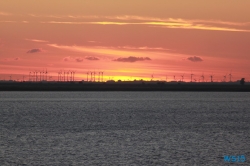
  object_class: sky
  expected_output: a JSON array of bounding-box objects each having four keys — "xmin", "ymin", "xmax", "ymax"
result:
[{"xmin": 1, "ymin": 0, "xmax": 250, "ymax": 82}]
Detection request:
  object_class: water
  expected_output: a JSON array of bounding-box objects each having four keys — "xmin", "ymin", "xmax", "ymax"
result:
[{"xmin": 0, "ymin": 92, "xmax": 250, "ymax": 165}]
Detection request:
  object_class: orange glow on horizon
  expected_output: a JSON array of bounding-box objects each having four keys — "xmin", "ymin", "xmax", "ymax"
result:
[{"xmin": 1, "ymin": 1, "xmax": 250, "ymax": 82}]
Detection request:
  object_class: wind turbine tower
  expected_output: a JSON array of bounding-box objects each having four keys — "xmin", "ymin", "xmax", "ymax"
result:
[
  {"xmin": 29, "ymin": 71, "xmax": 31, "ymax": 81},
  {"xmin": 102, "ymin": 72, "xmax": 104, "ymax": 82},
  {"xmin": 98, "ymin": 72, "xmax": 100, "ymax": 82},
  {"xmin": 42, "ymin": 69, "xmax": 45, "ymax": 81},
  {"xmin": 210, "ymin": 74, "xmax": 213, "ymax": 82},
  {"xmin": 190, "ymin": 73, "xmax": 194, "ymax": 82},
  {"xmin": 73, "ymin": 71, "xmax": 75, "ymax": 81},
  {"xmin": 70, "ymin": 71, "xmax": 73, "ymax": 81},
  {"xmin": 181, "ymin": 74, "xmax": 184, "ymax": 82},
  {"xmin": 229, "ymin": 73, "xmax": 232, "ymax": 82},
  {"xmin": 201, "ymin": 74, "xmax": 204, "ymax": 82},
  {"xmin": 67, "ymin": 71, "xmax": 69, "ymax": 82},
  {"xmin": 40, "ymin": 71, "xmax": 42, "ymax": 81},
  {"xmin": 223, "ymin": 74, "xmax": 227, "ymax": 82},
  {"xmin": 45, "ymin": 69, "xmax": 48, "ymax": 81},
  {"xmin": 63, "ymin": 71, "xmax": 65, "ymax": 82},
  {"xmin": 34, "ymin": 71, "xmax": 37, "ymax": 82}
]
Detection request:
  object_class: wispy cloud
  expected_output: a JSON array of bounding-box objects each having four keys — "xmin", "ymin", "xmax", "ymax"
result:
[
  {"xmin": 4, "ymin": 57, "xmax": 20, "ymax": 61},
  {"xmin": 30, "ymin": 14, "xmax": 250, "ymax": 26},
  {"xmin": 113, "ymin": 56, "xmax": 151, "ymax": 63},
  {"xmin": 0, "ymin": 21, "xmax": 29, "ymax": 24},
  {"xmin": 28, "ymin": 14, "xmax": 62, "ymax": 18},
  {"xmin": 75, "ymin": 57, "xmax": 84, "ymax": 62},
  {"xmin": 29, "ymin": 14, "xmax": 98, "ymax": 19},
  {"xmin": 118, "ymin": 46, "xmax": 169, "ymax": 51},
  {"xmin": 102, "ymin": 15, "xmax": 250, "ymax": 27},
  {"xmin": 47, "ymin": 44, "xmax": 168, "ymax": 58},
  {"xmin": 88, "ymin": 41, "xmax": 97, "ymax": 43},
  {"xmin": 0, "ymin": 12, "xmax": 12, "ymax": 16},
  {"xmin": 25, "ymin": 39, "xmax": 49, "ymax": 43},
  {"xmin": 37, "ymin": 14, "xmax": 250, "ymax": 32},
  {"xmin": 187, "ymin": 56, "xmax": 203, "ymax": 62},
  {"xmin": 63, "ymin": 56, "xmax": 71, "ymax": 62},
  {"xmin": 41, "ymin": 21, "xmax": 250, "ymax": 32},
  {"xmin": 85, "ymin": 56, "xmax": 99, "ymax": 61},
  {"xmin": 3, "ymin": 13, "xmax": 249, "ymax": 32},
  {"xmin": 63, "ymin": 56, "xmax": 99, "ymax": 62},
  {"xmin": 0, "ymin": 21, "xmax": 16, "ymax": 23},
  {"xmin": 27, "ymin": 48, "xmax": 43, "ymax": 53}
]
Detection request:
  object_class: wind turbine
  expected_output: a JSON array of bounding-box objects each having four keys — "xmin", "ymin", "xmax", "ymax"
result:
[
  {"xmin": 72, "ymin": 71, "xmax": 76, "ymax": 81},
  {"xmin": 101, "ymin": 71, "xmax": 104, "ymax": 82},
  {"xmin": 42, "ymin": 69, "xmax": 45, "ymax": 81},
  {"xmin": 45, "ymin": 69, "xmax": 48, "ymax": 81},
  {"xmin": 67, "ymin": 71, "xmax": 69, "ymax": 82},
  {"xmin": 151, "ymin": 73, "xmax": 154, "ymax": 81},
  {"xmin": 40, "ymin": 71, "xmax": 42, "ymax": 81},
  {"xmin": 70, "ymin": 71, "xmax": 73, "ymax": 81},
  {"xmin": 190, "ymin": 73, "xmax": 194, "ymax": 82},
  {"xmin": 29, "ymin": 71, "xmax": 32, "ymax": 81},
  {"xmin": 181, "ymin": 74, "xmax": 184, "ymax": 82},
  {"xmin": 98, "ymin": 71, "xmax": 102, "ymax": 82},
  {"xmin": 228, "ymin": 71, "xmax": 232, "ymax": 82},
  {"xmin": 223, "ymin": 74, "xmax": 227, "ymax": 82},
  {"xmin": 36, "ymin": 70, "xmax": 39, "ymax": 82},
  {"xmin": 60, "ymin": 71, "xmax": 62, "ymax": 81},
  {"xmin": 87, "ymin": 71, "xmax": 89, "ymax": 82},
  {"xmin": 210, "ymin": 74, "xmax": 214, "ymax": 82},
  {"xmin": 63, "ymin": 71, "xmax": 66, "ymax": 82},
  {"xmin": 58, "ymin": 71, "xmax": 60, "ymax": 81},
  {"xmin": 201, "ymin": 73, "xmax": 205, "ymax": 82}
]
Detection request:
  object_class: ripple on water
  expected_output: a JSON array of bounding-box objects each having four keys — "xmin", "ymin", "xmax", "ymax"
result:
[{"xmin": 0, "ymin": 92, "xmax": 250, "ymax": 165}]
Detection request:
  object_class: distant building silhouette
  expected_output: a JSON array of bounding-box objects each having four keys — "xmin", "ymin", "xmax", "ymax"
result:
[{"xmin": 240, "ymin": 78, "xmax": 245, "ymax": 85}]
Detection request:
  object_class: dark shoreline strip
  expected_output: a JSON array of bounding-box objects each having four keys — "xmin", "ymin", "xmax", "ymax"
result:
[{"xmin": 1, "ymin": 82, "xmax": 250, "ymax": 92}]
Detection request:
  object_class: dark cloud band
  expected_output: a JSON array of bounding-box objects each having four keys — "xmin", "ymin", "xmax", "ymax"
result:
[
  {"xmin": 27, "ymin": 48, "xmax": 43, "ymax": 53},
  {"xmin": 113, "ymin": 56, "xmax": 151, "ymax": 62},
  {"xmin": 187, "ymin": 56, "xmax": 203, "ymax": 62}
]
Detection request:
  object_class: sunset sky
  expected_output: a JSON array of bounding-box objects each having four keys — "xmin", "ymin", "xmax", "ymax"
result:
[{"xmin": 1, "ymin": 0, "xmax": 250, "ymax": 82}]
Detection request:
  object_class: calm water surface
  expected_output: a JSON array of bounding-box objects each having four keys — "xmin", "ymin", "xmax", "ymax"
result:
[{"xmin": 0, "ymin": 92, "xmax": 250, "ymax": 165}]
